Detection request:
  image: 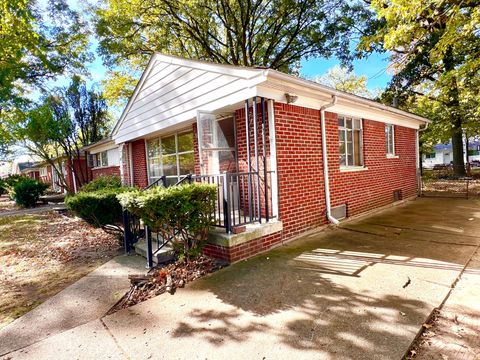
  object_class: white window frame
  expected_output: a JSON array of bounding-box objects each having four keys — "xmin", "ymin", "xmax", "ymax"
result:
[
  {"xmin": 39, "ymin": 167, "xmax": 47, "ymax": 177},
  {"xmin": 92, "ymin": 151, "xmax": 108, "ymax": 168},
  {"xmin": 338, "ymin": 115, "xmax": 364, "ymax": 169},
  {"xmin": 385, "ymin": 124, "xmax": 396, "ymax": 157},
  {"xmin": 146, "ymin": 129, "xmax": 195, "ymax": 185}
]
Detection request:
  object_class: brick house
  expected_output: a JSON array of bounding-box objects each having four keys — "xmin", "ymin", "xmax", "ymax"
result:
[
  {"xmin": 35, "ymin": 157, "xmax": 91, "ymax": 193},
  {"xmin": 112, "ymin": 54, "xmax": 430, "ymax": 263},
  {"xmin": 83, "ymin": 138, "xmax": 121, "ymax": 180}
]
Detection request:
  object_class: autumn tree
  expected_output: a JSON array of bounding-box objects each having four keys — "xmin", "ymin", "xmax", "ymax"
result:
[
  {"xmin": 94, "ymin": 0, "xmax": 370, "ymax": 106},
  {"xmin": 14, "ymin": 78, "xmax": 110, "ymax": 193},
  {"xmin": 362, "ymin": 0, "xmax": 480, "ymax": 176},
  {"xmin": 314, "ymin": 65, "xmax": 380, "ymax": 99}
]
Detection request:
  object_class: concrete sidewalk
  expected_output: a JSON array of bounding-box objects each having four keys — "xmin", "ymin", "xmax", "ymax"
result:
[
  {"xmin": 0, "ymin": 204, "xmax": 65, "ymax": 218},
  {"xmin": 0, "ymin": 254, "xmax": 146, "ymax": 356},
  {"xmin": 2, "ymin": 198, "xmax": 480, "ymax": 359}
]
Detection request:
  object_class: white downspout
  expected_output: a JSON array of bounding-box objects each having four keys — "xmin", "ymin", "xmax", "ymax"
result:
[
  {"xmin": 129, "ymin": 143, "xmax": 134, "ymax": 187},
  {"xmin": 320, "ymin": 95, "xmax": 339, "ymax": 225}
]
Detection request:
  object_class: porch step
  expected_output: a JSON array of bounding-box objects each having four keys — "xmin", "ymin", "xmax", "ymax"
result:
[{"xmin": 133, "ymin": 239, "xmax": 175, "ymax": 265}]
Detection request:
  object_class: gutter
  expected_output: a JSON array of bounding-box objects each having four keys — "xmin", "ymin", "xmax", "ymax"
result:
[
  {"xmin": 320, "ymin": 95, "xmax": 339, "ymax": 225},
  {"xmin": 266, "ymin": 70, "xmax": 431, "ymax": 125}
]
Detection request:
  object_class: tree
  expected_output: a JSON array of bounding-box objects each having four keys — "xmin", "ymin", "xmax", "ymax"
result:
[
  {"xmin": 13, "ymin": 78, "xmax": 110, "ymax": 193},
  {"xmin": 0, "ymin": 0, "xmax": 90, "ymax": 109},
  {"xmin": 94, "ymin": 0, "xmax": 371, "ymax": 105},
  {"xmin": 362, "ymin": 0, "xmax": 480, "ymax": 176},
  {"xmin": 313, "ymin": 65, "xmax": 380, "ymax": 99}
]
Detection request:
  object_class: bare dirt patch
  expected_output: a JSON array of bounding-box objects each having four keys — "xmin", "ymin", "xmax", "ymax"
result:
[{"xmin": 0, "ymin": 211, "xmax": 121, "ymax": 329}]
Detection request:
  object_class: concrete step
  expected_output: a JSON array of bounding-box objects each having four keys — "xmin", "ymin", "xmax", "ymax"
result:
[{"xmin": 134, "ymin": 239, "xmax": 175, "ymax": 265}]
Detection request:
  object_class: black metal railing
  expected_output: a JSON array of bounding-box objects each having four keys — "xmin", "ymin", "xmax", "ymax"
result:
[
  {"xmin": 421, "ymin": 176, "xmax": 480, "ymax": 199},
  {"xmin": 123, "ymin": 170, "xmax": 276, "ymax": 268}
]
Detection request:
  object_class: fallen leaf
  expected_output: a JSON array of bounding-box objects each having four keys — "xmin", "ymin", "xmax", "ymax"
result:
[{"xmin": 423, "ymin": 323, "xmax": 433, "ymax": 329}]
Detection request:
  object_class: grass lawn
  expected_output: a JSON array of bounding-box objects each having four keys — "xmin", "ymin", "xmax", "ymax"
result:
[{"xmin": 0, "ymin": 211, "xmax": 121, "ymax": 329}]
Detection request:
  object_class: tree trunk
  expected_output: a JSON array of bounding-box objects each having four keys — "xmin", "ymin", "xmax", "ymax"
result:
[
  {"xmin": 451, "ymin": 117, "xmax": 466, "ymax": 177},
  {"xmin": 444, "ymin": 47, "xmax": 465, "ymax": 177}
]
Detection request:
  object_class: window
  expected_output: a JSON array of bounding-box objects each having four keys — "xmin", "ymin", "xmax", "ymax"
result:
[
  {"xmin": 39, "ymin": 167, "xmax": 47, "ymax": 177},
  {"xmin": 385, "ymin": 124, "xmax": 395, "ymax": 156},
  {"xmin": 147, "ymin": 130, "xmax": 195, "ymax": 185},
  {"xmin": 92, "ymin": 151, "xmax": 108, "ymax": 167},
  {"xmin": 425, "ymin": 153, "xmax": 436, "ymax": 159},
  {"xmin": 338, "ymin": 116, "xmax": 363, "ymax": 167}
]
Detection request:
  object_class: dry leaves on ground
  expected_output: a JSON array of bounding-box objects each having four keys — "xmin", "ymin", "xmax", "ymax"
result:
[
  {"xmin": 0, "ymin": 211, "xmax": 121, "ymax": 328},
  {"xmin": 108, "ymin": 255, "xmax": 223, "ymax": 314}
]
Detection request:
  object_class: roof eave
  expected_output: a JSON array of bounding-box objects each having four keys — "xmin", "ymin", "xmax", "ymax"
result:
[{"xmin": 265, "ymin": 69, "xmax": 431, "ymax": 124}]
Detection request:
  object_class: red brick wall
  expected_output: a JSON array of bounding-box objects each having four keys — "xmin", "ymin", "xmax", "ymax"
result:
[
  {"xmin": 203, "ymin": 231, "xmax": 283, "ymax": 263},
  {"xmin": 274, "ymin": 102, "xmax": 327, "ymax": 239},
  {"xmin": 39, "ymin": 165, "xmax": 53, "ymax": 185},
  {"xmin": 206, "ymin": 103, "xmax": 418, "ymax": 264},
  {"xmin": 64, "ymin": 158, "xmax": 92, "ymax": 192},
  {"xmin": 325, "ymin": 111, "xmax": 417, "ymax": 216},
  {"xmin": 92, "ymin": 166, "xmax": 121, "ymax": 179},
  {"xmin": 130, "ymin": 139, "xmax": 148, "ymax": 188}
]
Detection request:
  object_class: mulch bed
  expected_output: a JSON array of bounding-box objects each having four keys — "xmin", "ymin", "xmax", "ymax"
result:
[{"xmin": 106, "ymin": 255, "xmax": 225, "ymax": 315}]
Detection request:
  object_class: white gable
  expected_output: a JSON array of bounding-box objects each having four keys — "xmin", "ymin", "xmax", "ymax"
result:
[{"xmin": 113, "ymin": 54, "xmax": 266, "ymax": 144}]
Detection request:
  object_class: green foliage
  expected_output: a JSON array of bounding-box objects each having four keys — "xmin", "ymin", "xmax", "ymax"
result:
[
  {"xmin": 3, "ymin": 175, "xmax": 30, "ymax": 199},
  {"xmin": 65, "ymin": 188, "xmax": 130, "ymax": 227},
  {"xmin": 0, "ymin": 178, "xmax": 6, "ymax": 195},
  {"xmin": 362, "ymin": 0, "xmax": 480, "ymax": 176},
  {"xmin": 0, "ymin": 0, "xmax": 90, "ymax": 109},
  {"xmin": 80, "ymin": 175, "xmax": 122, "ymax": 192},
  {"xmin": 94, "ymin": 0, "xmax": 371, "ymax": 105},
  {"xmin": 12, "ymin": 178, "xmax": 48, "ymax": 208},
  {"xmin": 118, "ymin": 183, "xmax": 217, "ymax": 261},
  {"xmin": 9, "ymin": 76, "xmax": 111, "ymax": 193}
]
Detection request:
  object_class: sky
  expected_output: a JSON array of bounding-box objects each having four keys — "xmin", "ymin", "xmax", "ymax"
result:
[
  {"xmin": 84, "ymin": 51, "xmax": 393, "ymax": 92},
  {"xmin": 300, "ymin": 53, "xmax": 393, "ymax": 90}
]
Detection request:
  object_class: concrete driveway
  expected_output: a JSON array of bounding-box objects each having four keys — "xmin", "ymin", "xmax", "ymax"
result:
[{"xmin": 5, "ymin": 197, "xmax": 480, "ymax": 359}]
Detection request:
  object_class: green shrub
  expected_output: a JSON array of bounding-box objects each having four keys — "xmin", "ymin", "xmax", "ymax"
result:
[
  {"xmin": 80, "ymin": 175, "xmax": 122, "ymax": 192},
  {"xmin": 65, "ymin": 187, "xmax": 130, "ymax": 227},
  {"xmin": 3, "ymin": 175, "xmax": 30, "ymax": 199},
  {"xmin": 118, "ymin": 183, "xmax": 217, "ymax": 261},
  {"xmin": 13, "ymin": 178, "xmax": 49, "ymax": 208}
]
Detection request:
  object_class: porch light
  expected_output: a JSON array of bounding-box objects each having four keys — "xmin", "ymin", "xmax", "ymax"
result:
[{"xmin": 285, "ymin": 93, "xmax": 298, "ymax": 104}]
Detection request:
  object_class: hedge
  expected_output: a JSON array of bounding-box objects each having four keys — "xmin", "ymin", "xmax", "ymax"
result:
[
  {"xmin": 118, "ymin": 183, "xmax": 217, "ymax": 260},
  {"xmin": 65, "ymin": 187, "xmax": 130, "ymax": 227},
  {"xmin": 12, "ymin": 178, "xmax": 49, "ymax": 208},
  {"xmin": 80, "ymin": 175, "xmax": 122, "ymax": 192}
]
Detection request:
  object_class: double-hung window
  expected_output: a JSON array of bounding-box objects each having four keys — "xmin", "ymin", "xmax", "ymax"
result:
[
  {"xmin": 338, "ymin": 116, "xmax": 363, "ymax": 167},
  {"xmin": 95, "ymin": 151, "xmax": 108, "ymax": 167},
  {"xmin": 147, "ymin": 130, "xmax": 195, "ymax": 186},
  {"xmin": 385, "ymin": 124, "xmax": 395, "ymax": 156}
]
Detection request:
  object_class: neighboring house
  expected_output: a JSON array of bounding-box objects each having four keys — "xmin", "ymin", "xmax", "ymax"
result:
[
  {"xmin": 38, "ymin": 156, "xmax": 92, "ymax": 193},
  {"xmin": 20, "ymin": 163, "xmax": 40, "ymax": 180},
  {"xmin": 422, "ymin": 139, "xmax": 480, "ymax": 169},
  {"xmin": 111, "ymin": 54, "xmax": 430, "ymax": 263},
  {"xmin": 83, "ymin": 138, "xmax": 121, "ymax": 179}
]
